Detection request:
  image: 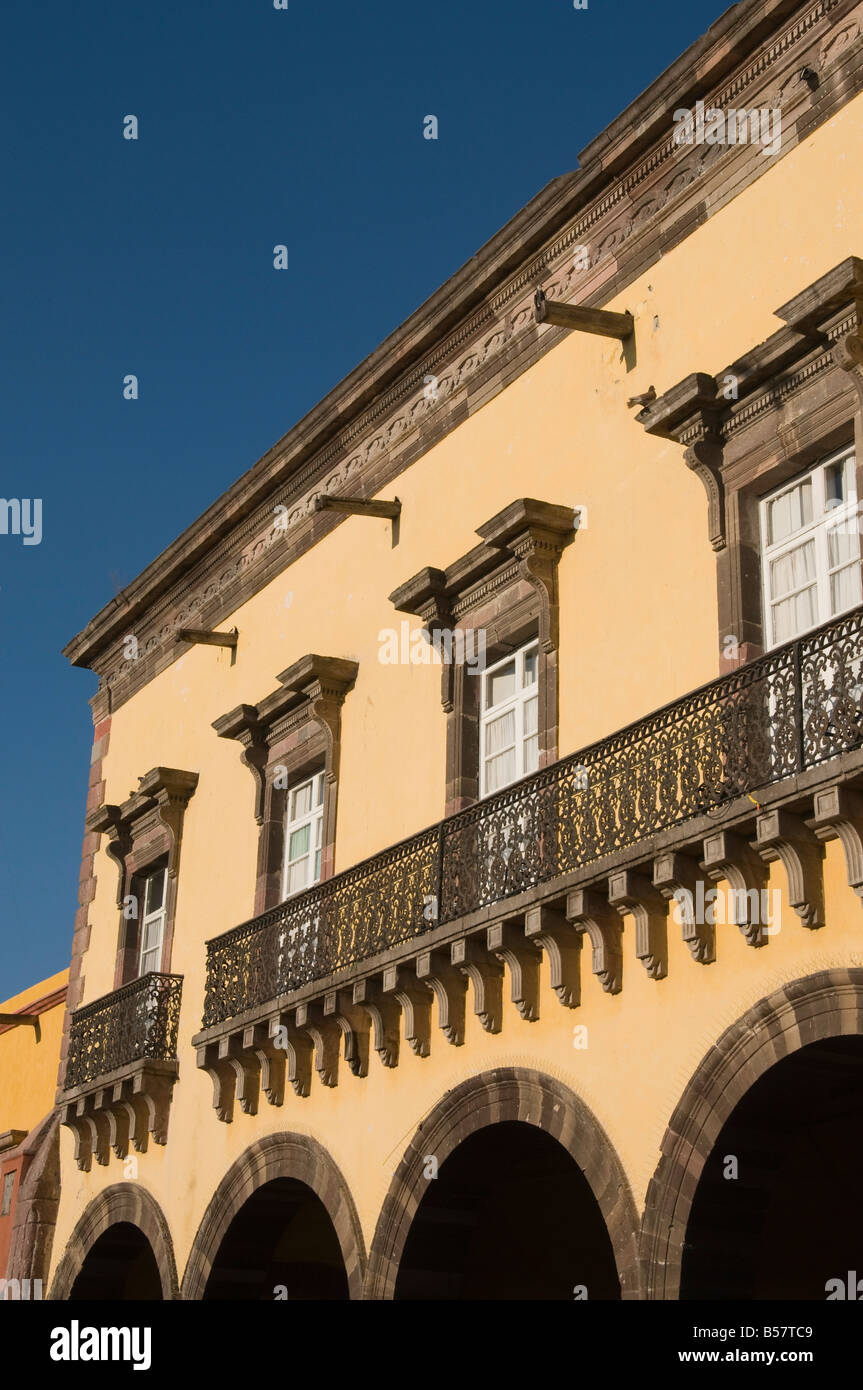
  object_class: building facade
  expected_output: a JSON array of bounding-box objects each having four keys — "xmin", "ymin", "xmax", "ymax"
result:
[
  {"xmin": 0, "ymin": 971, "xmax": 67, "ymax": 1292},
  {"xmin": 20, "ymin": 0, "xmax": 863, "ymax": 1300}
]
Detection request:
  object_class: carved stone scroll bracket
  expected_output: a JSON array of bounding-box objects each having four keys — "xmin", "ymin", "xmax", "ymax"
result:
[
  {"xmin": 487, "ymin": 920, "xmax": 541, "ymax": 1021},
  {"xmin": 524, "ymin": 903, "xmax": 582, "ymax": 1007},
  {"xmin": 382, "ymin": 966, "xmax": 433, "ymax": 1058},
  {"xmin": 565, "ymin": 887, "xmax": 623, "ymax": 994},
  {"xmin": 323, "ymin": 990, "xmax": 370, "ymax": 1077},
  {"xmin": 653, "ymin": 851, "xmax": 715, "ymax": 963},
  {"xmin": 352, "ymin": 979, "xmax": 401, "ymax": 1068},
  {"xmin": 608, "ymin": 870, "xmax": 668, "ymax": 980},
  {"xmin": 637, "ymin": 374, "xmax": 726, "ymax": 552},
  {"xmin": 62, "ymin": 1065, "xmax": 177, "ymax": 1164},
  {"xmin": 197, "ymin": 1043, "xmax": 236, "ymax": 1124},
  {"xmin": 270, "ymin": 1013, "xmax": 313, "ymax": 1097},
  {"xmin": 756, "ymin": 809, "xmax": 825, "ymax": 929},
  {"xmin": 218, "ymin": 1033, "xmax": 260, "ymax": 1116},
  {"xmin": 810, "ymin": 785, "xmax": 863, "ymax": 899},
  {"xmin": 684, "ymin": 430, "xmax": 726, "ymax": 554},
  {"xmin": 451, "ymin": 937, "xmax": 504, "ymax": 1034},
  {"xmin": 245, "ymin": 1018, "xmax": 286, "ymax": 1107},
  {"xmin": 295, "ymin": 1002, "xmax": 340, "ymax": 1087},
  {"xmin": 88, "ymin": 768, "xmax": 199, "ymax": 904},
  {"xmin": 832, "ymin": 329, "xmax": 863, "ymax": 409},
  {"xmin": 133, "ymin": 1069, "xmax": 175, "ymax": 1146},
  {"xmin": 702, "ymin": 829, "xmax": 770, "ymax": 947},
  {"xmin": 415, "ymin": 949, "xmax": 468, "ymax": 1044}
]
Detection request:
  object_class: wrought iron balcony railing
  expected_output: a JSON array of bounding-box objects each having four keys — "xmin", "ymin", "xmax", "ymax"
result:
[
  {"xmin": 63, "ymin": 972, "xmax": 183, "ymax": 1091},
  {"xmin": 202, "ymin": 605, "xmax": 863, "ymax": 1028}
]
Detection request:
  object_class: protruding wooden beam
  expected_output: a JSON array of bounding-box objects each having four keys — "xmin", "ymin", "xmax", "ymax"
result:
[
  {"xmin": 0, "ymin": 1013, "xmax": 38, "ymax": 1028},
  {"xmin": 175, "ymin": 627, "xmax": 238, "ymax": 649},
  {"xmin": 534, "ymin": 288, "xmax": 633, "ymax": 341},
  {"xmin": 314, "ymin": 496, "xmax": 401, "ymax": 520}
]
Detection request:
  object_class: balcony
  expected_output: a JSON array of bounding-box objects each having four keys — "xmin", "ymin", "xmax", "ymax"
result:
[
  {"xmin": 60, "ymin": 972, "xmax": 182, "ymax": 1170},
  {"xmin": 195, "ymin": 606, "xmax": 863, "ymax": 1113}
]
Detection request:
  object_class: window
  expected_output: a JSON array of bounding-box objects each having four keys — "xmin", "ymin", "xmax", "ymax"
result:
[
  {"xmin": 282, "ymin": 771, "xmax": 325, "ymax": 899},
  {"xmin": 138, "ymin": 866, "xmax": 168, "ymax": 976},
  {"xmin": 480, "ymin": 642, "xmax": 539, "ymax": 795},
  {"xmin": 760, "ymin": 447, "xmax": 861, "ymax": 647},
  {"xmin": 1, "ymin": 1171, "xmax": 15, "ymax": 1217}
]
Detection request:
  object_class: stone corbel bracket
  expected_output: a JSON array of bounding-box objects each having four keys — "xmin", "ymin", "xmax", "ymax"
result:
[
  {"xmin": 810, "ymin": 785, "xmax": 863, "ymax": 899},
  {"xmin": 701, "ymin": 829, "xmax": 769, "ymax": 947},
  {"xmin": 524, "ymin": 903, "xmax": 582, "ymax": 1007},
  {"xmin": 416, "ymin": 949, "xmax": 468, "ymax": 1043},
  {"xmin": 565, "ymin": 887, "xmax": 623, "ymax": 994},
  {"xmin": 653, "ymin": 850, "xmax": 715, "ymax": 963},
  {"xmin": 487, "ymin": 920, "xmax": 541, "ymax": 1022},
  {"xmin": 608, "ymin": 869, "xmax": 668, "ymax": 980},
  {"xmin": 451, "ymin": 936, "xmax": 504, "ymax": 1033},
  {"xmin": 87, "ymin": 767, "xmax": 199, "ymax": 903},
  {"xmin": 637, "ymin": 373, "xmax": 726, "ymax": 552},
  {"xmin": 755, "ymin": 808, "xmax": 824, "ymax": 929}
]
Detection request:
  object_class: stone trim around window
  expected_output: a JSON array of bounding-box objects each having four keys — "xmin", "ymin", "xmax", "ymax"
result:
[
  {"xmin": 87, "ymin": 768, "xmax": 199, "ymax": 988},
  {"xmin": 389, "ymin": 498, "xmax": 577, "ymax": 814},
  {"xmin": 638, "ymin": 256, "xmax": 863, "ymax": 672},
  {"xmin": 214, "ymin": 654, "xmax": 359, "ymax": 914}
]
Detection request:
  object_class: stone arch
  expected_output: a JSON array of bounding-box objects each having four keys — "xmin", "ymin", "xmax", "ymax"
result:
[
  {"xmin": 181, "ymin": 1132, "xmax": 366, "ymax": 1300},
  {"xmin": 640, "ymin": 967, "xmax": 863, "ymax": 1299},
  {"xmin": 366, "ymin": 1066, "xmax": 639, "ymax": 1299},
  {"xmin": 49, "ymin": 1182, "xmax": 178, "ymax": 1300},
  {"xmin": 6, "ymin": 1112, "xmax": 60, "ymax": 1287}
]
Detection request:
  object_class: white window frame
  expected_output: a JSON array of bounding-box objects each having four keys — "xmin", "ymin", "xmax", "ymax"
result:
[
  {"xmin": 760, "ymin": 445, "xmax": 861, "ymax": 649},
  {"xmin": 479, "ymin": 641, "xmax": 540, "ymax": 797},
  {"xmin": 281, "ymin": 770, "xmax": 325, "ymax": 901},
  {"xmin": 137, "ymin": 865, "xmax": 168, "ymax": 977}
]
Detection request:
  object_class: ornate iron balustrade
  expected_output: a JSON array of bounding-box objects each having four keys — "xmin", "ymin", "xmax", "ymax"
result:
[
  {"xmin": 63, "ymin": 972, "xmax": 183, "ymax": 1091},
  {"xmin": 202, "ymin": 605, "xmax": 863, "ymax": 1027}
]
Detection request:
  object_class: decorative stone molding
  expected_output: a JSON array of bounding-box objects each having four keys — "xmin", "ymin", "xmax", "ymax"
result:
[
  {"xmin": 181, "ymin": 1133, "xmax": 366, "ymax": 1301},
  {"xmin": 640, "ymin": 969, "xmax": 863, "ymax": 1300},
  {"xmin": 702, "ymin": 829, "xmax": 770, "ymax": 946},
  {"xmin": 608, "ymin": 869, "xmax": 668, "ymax": 980},
  {"xmin": 214, "ymin": 655, "xmax": 358, "ymax": 912},
  {"xmin": 810, "ymin": 783, "xmax": 863, "ymax": 895},
  {"xmin": 415, "ymin": 949, "xmax": 468, "ymax": 1044},
  {"xmin": 451, "ymin": 936, "xmax": 505, "ymax": 1034},
  {"xmin": 49, "ymin": 1183, "xmax": 179, "ymax": 1301},
  {"xmin": 524, "ymin": 903, "xmax": 582, "ymax": 1007},
  {"xmin": 87, "ymin": 766, "xmax": 198, "ymax": 984}
]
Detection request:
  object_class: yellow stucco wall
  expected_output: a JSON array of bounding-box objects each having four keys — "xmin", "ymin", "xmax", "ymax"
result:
[
  {"xmin": 0, "ymin": 970, "xmax": 67, "ymax": 1137},
  {"xmin": 48, "ymin": 91, "xmax": 863, "ymax": 1287}
]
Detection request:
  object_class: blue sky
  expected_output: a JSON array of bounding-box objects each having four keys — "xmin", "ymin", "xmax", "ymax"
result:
[{"xmin": 0, "ymin": 0, "xmax": 725, "ymax": 997}]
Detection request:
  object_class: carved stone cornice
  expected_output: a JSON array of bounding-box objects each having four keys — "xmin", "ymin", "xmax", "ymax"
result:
[
  {"xmin": 391, "ymin": 498, "xmax": 577, "ymax": 655},
  {"xmin": 214, "ymin": 656, "xmax": 358, "ymax": 820},
  {"xmin": 87, "ymin": 767, "xmax": 198, "ymax": 899}
]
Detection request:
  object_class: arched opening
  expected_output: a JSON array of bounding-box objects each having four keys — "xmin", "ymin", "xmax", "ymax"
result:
[
  {"xmin": 202, "ymin": 1177, "xmax": 349, "ymax": 1300},
  {"xmin": 394, "ymin": 1120, "xmax": 620, "ymax": 1300},
  {"xmin": 68, "ymin": 1222, "xmax": 162, "ymax": 1300},
  {"xmin": 681, "ymin": 1035, "xmax": 863, "ymax": 1299}
]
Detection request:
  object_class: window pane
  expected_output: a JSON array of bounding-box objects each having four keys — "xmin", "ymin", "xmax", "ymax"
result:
[
  {"xmin": 830, "ymin": 563, "xmax": 862, "ymax": 616},
  {"xmin": 769, "ymin": 480, "xmax": 811, "ymax": 544},
  {"xmin": 769, "ymin": 540, "xmax": 815, "ymax": 600},
  {"xmin": 524, "ymin": 650, "xmax": 538, "ymax": 686},
  {"xmin": 825, "ymin": 461, "xmax": 846, "ymax": 510},
  {"xmin": 292, "ymin": 781, "xmax": 313, "ymax": 819},
  {"xmin": 485, "ymin": 709, "xmax": 515, "ymax": 756},
  {"xmin": 144, "ymin": 869, "xmax": 165, "ymax": 915},
  {"xmin": 485, "ymin": 748, "xmax": 516, "ymax": 794},
  {"xmin": 315, "ymin": 775, "xmax": 324, "ymax": 806},
  {"xmin": 827, "ymin": 525, "xmax": 858, "ymax": 569},
  {"xmin": 771, "ymin": 587, "xmax": 817, "ymax": 644},
  {"xmin": 140, "ymin": 946, "xmax": 161, "ymax": 975},
  {"xmin": 524, "ymin": 696, "xmax": 538, "ymax": 737},
  {"xmin": 288, "ymin": 858, "xmax": 310, "ymax": 895},
  {"xmin": 523, "ymin": 734, "xmax": 539, "ymax": 774},
  {"xmin": 314, "ymin": 848, "xmax": 322, "ymax": 882},
  {"xmin": 288, "ymin": 824, "xmax": 311, "ymax": 861},
  {"xmin": 486, "ymin": 661, "xmax": 516, "ymax": 708}
]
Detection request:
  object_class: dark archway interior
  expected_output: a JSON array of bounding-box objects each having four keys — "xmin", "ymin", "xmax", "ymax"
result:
[
  {"xmin": 202, "ymin": 1177, "xmax": 349, "ymax": 1300},
  {"xmin": 682, "ymin": 1035, "xmax": 863, "ymax": 1300},
  {"xmin": 394, "ymin": 1120, "xmax": 620, "ymax": 1300},
  {"xmin": 68, "ymin": 1222, "xmax": 163, "ymax": 1300}
]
